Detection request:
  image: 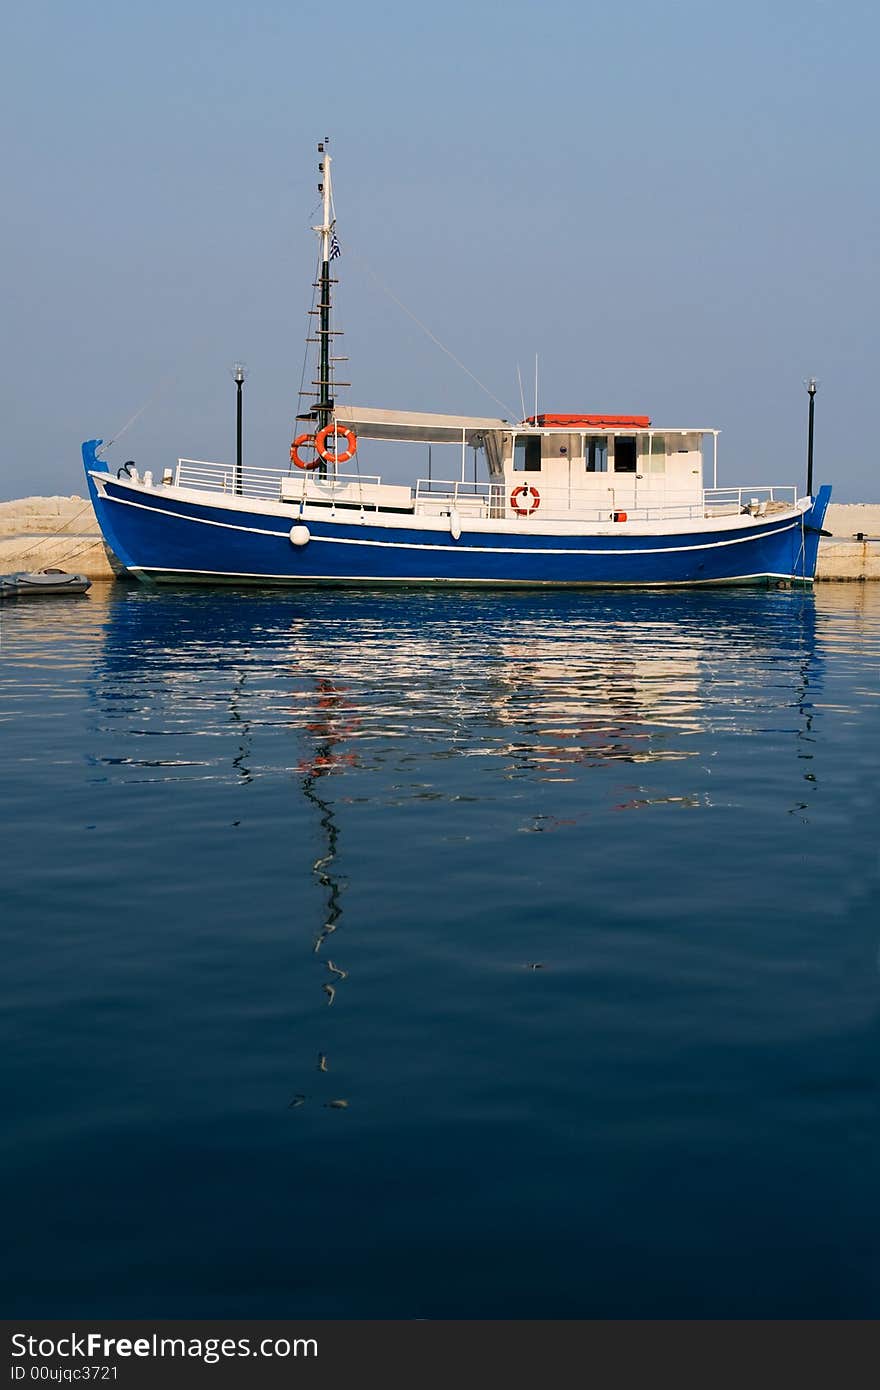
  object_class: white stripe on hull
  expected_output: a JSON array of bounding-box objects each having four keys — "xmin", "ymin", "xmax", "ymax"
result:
[
  {"xmin": 136, "ymin": 565, "xmax": 808, "ymax": 588},
  {"xmin": 97, "ymin": 489, "xmax": 804, "ymax": 557}
]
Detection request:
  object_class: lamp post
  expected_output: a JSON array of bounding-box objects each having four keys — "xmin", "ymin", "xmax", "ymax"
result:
[
  {"xmin": 232, "ymin": 363, "xmax": 247, "ymax": 495},
  {"xmin": 804, "ymin": 377, "xmax": 818, "ymax": 500}
]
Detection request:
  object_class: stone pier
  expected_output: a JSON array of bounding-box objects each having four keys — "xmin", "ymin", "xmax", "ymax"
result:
[{"xmin": 0, "ymin": 496, "xmax": 117, "ymax": 579}]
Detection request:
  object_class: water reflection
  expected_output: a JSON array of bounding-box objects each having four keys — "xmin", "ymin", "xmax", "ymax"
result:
[
  {"xmin": 5, "ymin": 582, "xmax": 880, "ymax": 1318},
  {"xmin": 229, "ymin": 669, "xmax": 253, "ymax": 784},
  {"xmin": 82, "ymin": 583, "xmax": 829, "ymax": 1100},
  {"xmin": 85, "ymin": 584, "xmax": 824, "ymax": 783},
  {"xmin": 298, "ymin": 674, "xmax": 352, "ymax": 1104}
]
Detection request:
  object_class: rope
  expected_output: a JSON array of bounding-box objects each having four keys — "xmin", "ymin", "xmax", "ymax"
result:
[
  {"xmin": 96, "ymin": 372, "xmax": 176, "ymax": 458},
  {"xmin": 321, "ymin": 224, "xmax": 362, "ymax": 508},
  {"xmin": 346, "ymin": 247, "xmax": 516, "ymax": 419},
  {"xmin": 25, "ymin": 533, "xmax": 107, "ymax": 571},
  {"xmin": 10, "ymin": 369, "xmax": 170, "ymax": 570},
  {"xmin": 8, "ymin": 501, "xmax": 96, "ymax": 566},
  {"xmin": 294, "ymin": 254, "xmax": 321, "ymax": 422}
]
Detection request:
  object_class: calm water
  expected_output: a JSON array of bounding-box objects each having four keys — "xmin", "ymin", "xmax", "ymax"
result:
[{"xmin": 1, "ymin": 582, "xmax": 879, "ymax": 1318}]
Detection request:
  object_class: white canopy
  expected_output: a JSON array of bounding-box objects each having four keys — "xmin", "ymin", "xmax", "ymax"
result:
[
  {"xmin": 332, "ymin": 405, "xmax": 510, "ymax": 445},
  {"xmin": 333, "ymin": 406, "xmax": 717, "ymax": 442}
]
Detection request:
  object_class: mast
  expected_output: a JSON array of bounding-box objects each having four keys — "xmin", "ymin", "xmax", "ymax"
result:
[
  {"xmin": 314, "ymin": 141, "xmax": 334, "ymax": 437},
  {"xmin": 297, "ymin": 141, "xmax": 349, "ymax": 472}
]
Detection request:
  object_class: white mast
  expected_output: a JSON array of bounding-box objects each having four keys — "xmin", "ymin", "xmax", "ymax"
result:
[
  {"xmin": 314, "ymin": 146, "xmax": 333, "ymax": 262},
  {"xmin": 312, "ymin": 140, "xmax": 335, "ymax": 443}
]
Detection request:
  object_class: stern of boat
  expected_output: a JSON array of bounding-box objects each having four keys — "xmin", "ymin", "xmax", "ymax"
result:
[{"xmin": 797, "ymin": 484, "xmax": 832, "ymax": 582}]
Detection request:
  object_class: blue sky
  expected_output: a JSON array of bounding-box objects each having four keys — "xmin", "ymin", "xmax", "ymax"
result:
[{"xmin": 1, "ymin": 0, "xmax": 877, "ymax": 500}]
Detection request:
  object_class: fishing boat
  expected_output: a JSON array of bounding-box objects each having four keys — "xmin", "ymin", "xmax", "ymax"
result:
[{"xmin": 83, "ymin": 145, "xmax": 830, "ymax": 589}]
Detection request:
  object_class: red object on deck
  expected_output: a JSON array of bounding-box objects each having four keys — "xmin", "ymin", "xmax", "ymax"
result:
[{"xmin": 524, "ymin": 413, "xmax": 651, "ymax": 429}]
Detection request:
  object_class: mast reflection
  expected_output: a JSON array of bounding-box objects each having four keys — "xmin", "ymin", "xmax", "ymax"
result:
[{"xmin": 296, "ymin": 674, "xmax": 360, "ymax": 1109}]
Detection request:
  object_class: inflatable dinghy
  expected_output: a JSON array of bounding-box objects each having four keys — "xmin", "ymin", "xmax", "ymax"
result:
[{"xmin": 0, "ymin": 569, "xmax": 92, "ymax": 599}]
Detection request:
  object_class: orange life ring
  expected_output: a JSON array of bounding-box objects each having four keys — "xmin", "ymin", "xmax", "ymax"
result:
[
  {"xmin": 315, "ymin": 423, "xmax": 357, "ymax": 465},
  {"xmin": 290, "ymin": 434, "xmax": 320, "ymax": 470},
  {"xmin": 510, "ymin": 484, "xmax": 540, "ymax": 516}
]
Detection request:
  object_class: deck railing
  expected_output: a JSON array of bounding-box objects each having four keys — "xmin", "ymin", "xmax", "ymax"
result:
[
  {"xmin": 175, "ymin": 459, "xmax": 381, "ymax": 500},
  {"xmin": 414, "ymin": 479, "xmax": 502, "ymax": 516},
  {"xmin": 414, "ymin": 479, "xmax": 801, "ymax": 522},
  {"xmin": 703, "ymin": 486, "xmax": 799, "ymax": 515},
  {"xmin": 172, "ymin": 460, "xmax": 800, "ymax": 522},
  {"xmin": 176, "ymin": 459, "xmax": 283, "ymax": 498},
  {"xmin": 415, "ymin": 480, "xmax": 800, "ymax": 522}
]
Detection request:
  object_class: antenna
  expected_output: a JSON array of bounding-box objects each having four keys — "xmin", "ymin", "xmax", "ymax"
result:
[
  {"xmin": 516, "ymin": 364, "xmax": 527, "ymax": 422},
  {"xmin": 534, "ymin": 353, "xmax": 539, "ymax": 424}
]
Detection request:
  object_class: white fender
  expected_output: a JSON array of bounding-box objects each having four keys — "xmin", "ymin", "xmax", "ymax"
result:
[{"xmin": 289, "ymin": 524, "xmax": 311, "ymax": 547}]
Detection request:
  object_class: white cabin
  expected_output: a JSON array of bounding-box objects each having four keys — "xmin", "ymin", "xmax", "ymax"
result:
[
  {"xmin": 331, "ymin": 406, "xmax": 720, "ymax": 523},
  {"xmin": 494, "ymin": 419, "xmax": 707, "ymax": 522},
  {"xmin": 171, "ymin": 407, "xmax": 799, "ymax": 527}
]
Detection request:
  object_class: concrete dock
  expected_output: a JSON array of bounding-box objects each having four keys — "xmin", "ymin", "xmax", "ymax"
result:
[
  {"xmin": 0, "ymin": 497, "xmax": 119, "ymax": 579},
  {"xmin": 1, "ymin": 495, "xmax": 878, "ymax": 582}
]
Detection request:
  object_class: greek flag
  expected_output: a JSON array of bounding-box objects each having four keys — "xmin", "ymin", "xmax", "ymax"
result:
[{"xmin": 329, "ymin": 232, "xmax": 341, "ymax": 260}]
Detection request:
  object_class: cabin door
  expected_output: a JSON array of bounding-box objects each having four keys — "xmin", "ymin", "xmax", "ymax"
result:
[{"xmin": 613, "ymin": 436, "xmax": 638, "ymax": 473}]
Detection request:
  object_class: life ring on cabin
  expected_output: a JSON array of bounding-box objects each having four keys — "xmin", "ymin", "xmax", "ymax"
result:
[
  {"xmin": 510, "ymin": 484, "xmax": 540, "ymax": 516},
  {"xmin": 315, "ymin": 423, "xmax": 358, "ymax": 465},
  {"xmin": 290, "ymin": 434, "xmax": 320, "ymax": 470}
]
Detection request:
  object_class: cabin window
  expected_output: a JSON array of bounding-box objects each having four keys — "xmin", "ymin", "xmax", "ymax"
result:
[
  {"xmin": 585, "ymin": 437, "xmax": 608, "ymax": 472},
  {"xmin": 641, "ymin": 436, "xmax": 666, "ymax": 474},
  {"xmin": 513, "ymin": 435, "xmax": 542, "ymax": 472},
  {"xmin": 613, "ymin": 436, "xmax": 637, "ymax": 473},
  {"xmin": 541, "ymin": 433, "xmax": 577, "ymax": 462}
]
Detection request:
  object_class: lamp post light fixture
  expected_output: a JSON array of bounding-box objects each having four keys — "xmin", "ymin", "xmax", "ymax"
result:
[
  {"xmin": 232, "ymin": 362, "xmax": 247, "ymax": 495},
  {"xmin": 804, "ymin": 377, "xmax": 818, "ymax": 500}
]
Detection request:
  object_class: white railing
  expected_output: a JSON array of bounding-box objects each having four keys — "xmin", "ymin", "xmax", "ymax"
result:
[
  {"xmin": 171, "ymin": 460, "xmax": 800, "ymax": 523},
  {"xmin": 703, "ymin": 486, "xmax": 799, "ymax": 515},
  {"xmin": 415, "ymin": 479, "xmax": 501, "ymax": 516},
  {"xmin": 415, "ymin": 479, "xmax": 801, "ymax": 523},
  {"xmin": 175, "ymin": 459, "xmax": 381, "ymax": 500},
  {"xmin": 415, "ymin": 478, "xmax": 703, "ymax": 523}
]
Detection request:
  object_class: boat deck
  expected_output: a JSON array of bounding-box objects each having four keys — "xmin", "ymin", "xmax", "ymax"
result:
[{"xmin": 169, "ymin": 458, "xmax": 799, "ymax": 527}]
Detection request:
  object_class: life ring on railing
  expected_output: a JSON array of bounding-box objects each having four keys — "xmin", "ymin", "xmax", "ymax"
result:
[
  {"xmin": 510, "ymin": 484, "xmax": 540, "ymax": 516},
  {"xmin": 315, "ymin": 423, "xmax": 357, "ymax": 465},
  {"xmin": 290, "ymin": 434, "xmax": 320, "ymax": 470}
]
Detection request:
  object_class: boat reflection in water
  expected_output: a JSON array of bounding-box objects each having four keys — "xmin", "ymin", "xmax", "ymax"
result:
[
  {"xmin": 88, "ymin": 582, "xmax": 822, "ymax": 1100},
  {"xmin": 90, "ymin": 579, "xmax": 822, "ymax": 811},
  {"xmin": 275, "ymin": 586, "xmax": 820, "ymax": 785},
  {"xmin": 91, "ymin": 582, "xmax": 820, "ymax": 735}
]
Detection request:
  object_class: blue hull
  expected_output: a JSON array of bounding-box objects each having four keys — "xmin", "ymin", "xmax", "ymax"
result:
[{"xmin": 83, "ymin": 443, "xmax": 831, "ymax": 589}]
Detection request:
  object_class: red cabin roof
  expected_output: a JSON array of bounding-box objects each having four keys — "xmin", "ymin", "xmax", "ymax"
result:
[{"xmin": 524, "ymin": 413, "xmax": 651, "ymax": 429}]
